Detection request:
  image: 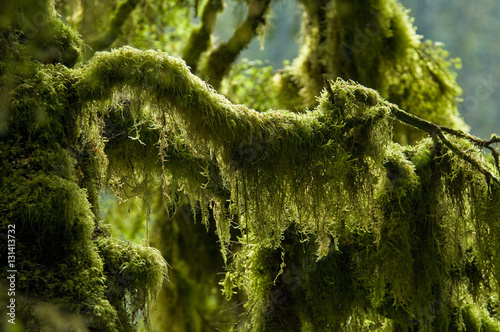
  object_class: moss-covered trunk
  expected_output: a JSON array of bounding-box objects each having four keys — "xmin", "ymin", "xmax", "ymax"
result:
[{"xmin": 0, "ymin": 1, "xmax": 167, "ymax": 331}]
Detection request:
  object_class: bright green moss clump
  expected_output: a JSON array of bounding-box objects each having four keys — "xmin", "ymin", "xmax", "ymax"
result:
[
  {"xmin": 0, "ymin": 3, "xmax": 168, "ymax": 330},
  {"xmin": 97, "ymin": 237, "xmax": 167, "ymax": 331}
]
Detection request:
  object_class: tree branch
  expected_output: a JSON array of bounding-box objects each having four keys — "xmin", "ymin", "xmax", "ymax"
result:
[
  {"xmin": 387, "ymin": 103, "xmax": 500, "ymax": 183},
  {"xmin": 89, "ymin": 0, "xmax": 140, "ymax": 55},
  {"xmin": 79, "ymin": 49, "xmax": 499, "ymax": 188},
  {"xmin": 183, "ymin": 0, "xmax": 224, "ymax": 72},
  {"xmin": 199, "ymin": 0, "xmax": 271, "ymax": 89},
  {"xmin": 76, "ymin": 47, "xmax": 268, "ymax": 159}
]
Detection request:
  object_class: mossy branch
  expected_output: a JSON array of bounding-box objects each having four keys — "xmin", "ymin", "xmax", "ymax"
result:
[
  {"xmin": 77, "ymin": 47, "xmax": 267, "ymax": 154},
  {"xmin": 81, "ymin": 48, "xmax": 500, "ymax": 189},
  {"xmin": 89, "ymin": 0, "xmax": 140, "ymax": 54},
  {"xmin": 387, "ymin": 103, "xmax": 500, "ymax": 183},
  {"xmin": 182, "ymin": 0, "xmax": 224, "ymax": 72},
  {"xmin": 199, "ymin": 0, "xmax": 271, "ymax": 89},
  {"xmin": 439, "ymin": 128, "xmax": 500, "ymax": 174}
]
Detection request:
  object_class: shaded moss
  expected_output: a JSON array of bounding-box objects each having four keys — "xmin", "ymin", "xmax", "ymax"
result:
[
  {"xmin": 0, "ymin": 6, "xmax": 168, "ymax": 330},
  {"xmin": 0, "ymin": 0, "xmax": 81, "ymax": 67}
]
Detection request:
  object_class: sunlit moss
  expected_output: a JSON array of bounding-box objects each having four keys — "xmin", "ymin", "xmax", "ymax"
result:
[
  {"xmin": 2, "ymin": 0, "xmax": 500, "ymax": 331},
  {"xmin": 96, "ymin": 237, "xmax": 167, "ymax": 331},
  {"xmin": 288, "ymin": 0, "xmax": 466, "ymax": 144}
]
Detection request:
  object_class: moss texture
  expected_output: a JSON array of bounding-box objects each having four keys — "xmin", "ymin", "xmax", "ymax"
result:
[
  {"xmin": 1, "ymin": 0, "xmax": 500, "ymax": 331},
  {"xmin": 0, "ymin": 1, "xmax": 167, "ymax": 331},
  {"xmin": 281, "ymin": 0, "xmax": 467, "ymax": 145}
]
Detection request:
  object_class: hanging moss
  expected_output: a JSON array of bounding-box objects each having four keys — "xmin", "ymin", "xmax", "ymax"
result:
[
  {"xmin": 3, "ymin": 1, "xmax": 500, "ymax": 331},
  {"xmin": 76, "ymin": 48, "xmax": 393, "ymax": 255},
  {"xmin": 285, "ymin": 0, "xmax": 466, "ymax": 144},
  {"xmin": 0, "ymin": 6, "xmax": 168, "ymax": 331},
  {"xmin": 147, "ymin": 195, "xmax": 242, "ymax": 331},
  {"xmin": 96, "ymin": 237, "xmax": 167, "ymax": 331}
]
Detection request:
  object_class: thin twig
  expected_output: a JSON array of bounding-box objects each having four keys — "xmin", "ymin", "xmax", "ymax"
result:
[{"xmin": 387, "ymin": 103, "xmax": 500, "ymax": 184}]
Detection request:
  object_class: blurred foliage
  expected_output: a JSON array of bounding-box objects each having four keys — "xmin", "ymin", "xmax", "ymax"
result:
[
  {"xmin": 213, "ymin": 0, "xmax": 301, "ymax": 65},
  {"xmin": 221, "ymin": 59, "xmax": 277, "ymax": 112}
]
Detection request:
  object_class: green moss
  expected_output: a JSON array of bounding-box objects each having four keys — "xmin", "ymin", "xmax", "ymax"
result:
[
  {"xmin": 0, "ymin": 140, "xmax": 118, "ymax": 331},
  {"xmin": 68, "ymin": 46, "xmax": 500, "ymax": 329},
  {"xmin": 147, "ymin": 198, "xmax": 240, "ymax": 331},
  {"xmin": 0, "ymin": 8, "xmax": 168, "ymax": 330},
  {"xmin": 462, "ymin": 304, "xmax": 500, "ymax": 332},
  {"xmin": 3, "ymin": 1, "xmax": 500, "ymax": 330},
  {"xmin": 226, "ymin": 227, "xmax": 391, "ymax": 331},
  {"xmin": 97, "ymin": 237, "xmax": 167, "ymax": 331},
  {"xmin": 288, "ymin": 0, "xmax": 466, "ymax": 144},
  {"xmin": 0, "ymin": 0, "xmax": 81, "ymax": 67},
  {"xmin": 7, "ymin": 63, "xmax": 79, "ymax": 144}
]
